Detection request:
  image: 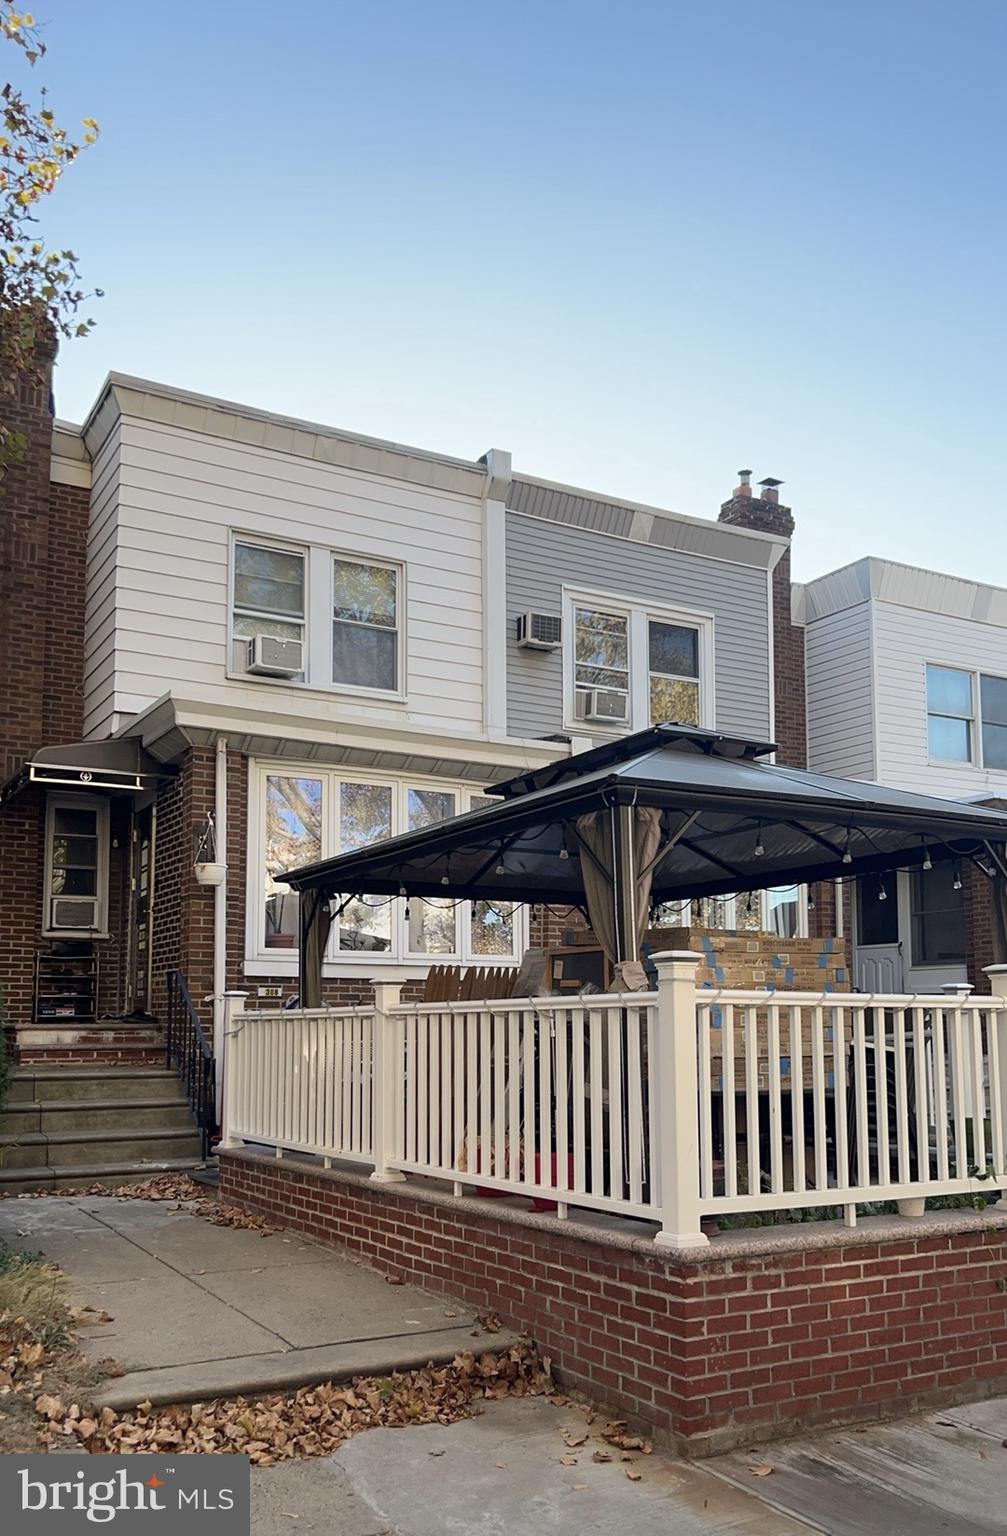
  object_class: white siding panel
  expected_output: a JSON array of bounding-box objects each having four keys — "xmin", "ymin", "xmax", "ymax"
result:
[
  {"xmin": 873, "ymin": 601, "xmax": 1007, "ymax": 796},
  {"xmin": 92, "ymin": 416, "xmax": 486, "ymax": 735},
  {"xmin": 83, "ymin": 422, "xmax": 122, "ymax": 737},
  {"xmin": 805, "ymin": 602, "xmax": 875, "ymax": 780}
]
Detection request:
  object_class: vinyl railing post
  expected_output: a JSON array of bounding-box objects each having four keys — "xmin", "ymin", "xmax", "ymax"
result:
[
  {"xmin": 985, "ymin": 964, "xmax": 1007, "ymax": 1207},
  {"xmin": 371, "ymin": 982, "xmax": 406, "ymax": 1182},
  {"xmin": 652, "ymin": 951, "xmax": 708, "ymax": 1248},
  {"xmin": 217, "ymin": 990, "xmax": 247, "ymax": 1150}
]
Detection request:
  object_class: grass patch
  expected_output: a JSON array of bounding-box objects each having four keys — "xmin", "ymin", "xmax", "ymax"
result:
[{"xmin": 0, "ymin": 1239, "xmax": 110, "ymax": 1453}]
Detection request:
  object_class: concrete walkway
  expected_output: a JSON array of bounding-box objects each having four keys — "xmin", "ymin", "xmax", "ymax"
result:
[
  {"xmin": 0, "ymin": 1195, "xmax": 516, "ymax": 1409},
  {"xmin": 253, "ymin": 1394, "xmax": 1007, "ymax": 1536}
]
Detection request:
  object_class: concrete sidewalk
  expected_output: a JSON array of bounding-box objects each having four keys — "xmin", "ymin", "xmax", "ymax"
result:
[
  {"xmin": 0, "ymin": 1195, "xmax": 515, "ymax": 1410},
  {"xmin": 250, "ymin": 1394, "xmax": 1007, "ymax": 1536}
]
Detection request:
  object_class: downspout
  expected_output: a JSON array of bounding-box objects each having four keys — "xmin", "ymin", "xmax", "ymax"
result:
[{"xmin": 213, "ymin": 737, "xmax": 228, "ymax": 1089}]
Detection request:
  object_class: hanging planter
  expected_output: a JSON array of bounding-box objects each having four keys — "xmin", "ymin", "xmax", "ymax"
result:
[{"xmin": 194, "ymin": 811, "xmax": 226, "ymax": 886}]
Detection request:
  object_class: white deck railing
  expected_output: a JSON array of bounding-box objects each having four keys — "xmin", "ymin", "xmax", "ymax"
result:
[
  {"xmin": 219, "ymin": 957, "xmax": 1007, "ymax": 1245},
  {"xmin": 225, "ymin": 1004, "xmax": 375, "ymax": 1164}
]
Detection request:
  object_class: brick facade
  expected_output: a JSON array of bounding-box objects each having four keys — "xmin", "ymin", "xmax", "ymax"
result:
[
  {"xmin": 0, "ymin": 330, "xmax": 93, "ymax": 1036},
  {"xmin": 221, "ymin": 1149, "xmax": 1007, "ymax": 1455}
]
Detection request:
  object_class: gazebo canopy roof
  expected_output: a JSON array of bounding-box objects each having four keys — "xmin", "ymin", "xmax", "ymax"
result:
[{"xmin": 284, "ymin": 724, "xmax": 1007, "ymax": 906}]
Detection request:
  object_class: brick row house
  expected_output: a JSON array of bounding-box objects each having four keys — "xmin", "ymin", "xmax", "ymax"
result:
[{"xmin": 3, "ymin": 336, "xmax": 1004, "ymax": 1183}]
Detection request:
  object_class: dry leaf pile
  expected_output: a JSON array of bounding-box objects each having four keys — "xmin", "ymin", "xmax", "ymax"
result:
[{"xmin": 34, "ymin": 1343, "xmax": 554, "ymax": 1465}]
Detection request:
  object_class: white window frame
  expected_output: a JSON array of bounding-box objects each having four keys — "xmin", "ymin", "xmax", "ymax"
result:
[
  {"xmin": 245, "ymin": 761, "xmax": 527, "ymax": 974},
  {"xmin": 562, "ymin": 586, "xmax": 715, "ymax": 735},
  {"xmin": 227, "ymin": 532, "xmax": 407, "ymax": 704},
  {"xmin": 42, "ymin": 794, "xmax": 110, "ymax": 938},
  {"xmin": 229, "ymin": 534, "xmax": 308, "ymax": 677},
  {"xmin": 330, "ymin": 551, "xmax": 405, "ymax": 699},
  {"xmin": 655, "ymin": 886, "xmax": 809, "ymax": 938},
  {"xmin": 925, "ymin": 662, "xmax": 976, "ymax": 766},
  {"xmin": 925, "ymin": 660, "xmax": 1007, "ymax": 772}
]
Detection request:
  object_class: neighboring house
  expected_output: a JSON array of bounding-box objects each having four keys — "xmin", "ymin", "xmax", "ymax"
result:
[
  {"xmin": 797, "ymin": 556, "xmax": 1007, "ymax": 993},
  {"xmin": 0, "ymin": 344, "xmax": 795, "ymax": 1070}
]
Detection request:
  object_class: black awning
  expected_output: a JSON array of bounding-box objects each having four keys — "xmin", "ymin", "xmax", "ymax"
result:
[
  {"xmin": 282, "ymin": 724, "xmax": 1007, "ymax": 905},
  {"xmin": 0, "ymin": 738, "xmax": 175, "ymax": 807}
]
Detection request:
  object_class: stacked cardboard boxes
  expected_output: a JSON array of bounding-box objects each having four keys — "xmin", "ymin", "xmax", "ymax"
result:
[{"xmin": 643, "ymin": 928, "xmax": 849, "ymax": 1093}]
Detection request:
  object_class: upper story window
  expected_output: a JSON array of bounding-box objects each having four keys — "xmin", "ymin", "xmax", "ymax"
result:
[
  {"xmin": 332, "ymin": 557, "xmax": 400, "ymax": 692},
  {"xmin": 230, "ymin": 535, "xmax": 404, "ymax": 699},
  {"xmin": 926, "ymin": 665, "xmax": 973, "ymax": 763},
  {"xmin": 927, "ymin": 663, "xmax": 1007, "ymax": 770},
  {"xmin": 566, "ymin": 589, "xmax": 712, "ymax": 733}
]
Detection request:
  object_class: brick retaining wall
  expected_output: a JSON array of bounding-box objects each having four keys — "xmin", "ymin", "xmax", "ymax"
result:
[{"xmin": 220, "ymin": 1148, "xmax": 1007, "ymax": 1454}]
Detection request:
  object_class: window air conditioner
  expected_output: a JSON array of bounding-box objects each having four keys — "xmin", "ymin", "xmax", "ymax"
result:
[
  {"xmin": 576, "ymin": 688, "xmax": 630, "ymax": 725},
  {"xmin": 516, "ymin": 612, "xmax": 562, "ymax": 650},
  {"xmin": 50, "ymin": 896, "xmax": 99, "ymax": 930},
  {"xmin": 246, "ymin": 635, "xmax": 303, "ymax": 677}
]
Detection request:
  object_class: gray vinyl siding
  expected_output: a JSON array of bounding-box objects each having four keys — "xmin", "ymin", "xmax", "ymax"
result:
[
  {"xmin": 805, "ymin": 602, "xmax": 876, "ymax": 780},
  {"xmin": 505, "ymin": 512, "xmax": 772, "ymax": 741}
]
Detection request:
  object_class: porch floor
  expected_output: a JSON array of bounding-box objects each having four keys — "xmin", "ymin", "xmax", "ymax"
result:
[{"xmin": 0, "ymin": 1194, "xmax": 517, "ymax": 1411}]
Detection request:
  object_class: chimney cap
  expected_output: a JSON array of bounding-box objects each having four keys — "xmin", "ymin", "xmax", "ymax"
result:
[
  {"xmin": 758, "ymin": 476, "xmax": 784, "ymax": 489},
  {"xmin": 737, "ymin": 469, "xmax": 752, "ymax": 482}
]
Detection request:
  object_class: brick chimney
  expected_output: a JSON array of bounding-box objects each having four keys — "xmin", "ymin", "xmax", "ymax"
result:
[{"xmin": 718, "ymin": 472, "xmax": 805, "ymax": 768}]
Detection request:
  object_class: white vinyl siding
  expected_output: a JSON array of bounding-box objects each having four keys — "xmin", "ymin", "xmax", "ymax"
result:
[
  {"xmin": 83, "ymin": 416, "xmax": 486, "ymax": 737},
  {"xmin": 873, "ymin": 601, "xmax": 1007, "ymax": 795},
  {"xmin": 805, "ymin": 601, "xmax": 876, "ymax": 780}
]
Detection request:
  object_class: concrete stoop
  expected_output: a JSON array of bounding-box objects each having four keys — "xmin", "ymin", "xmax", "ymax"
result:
[{"xmin": 0, "ymin": 1067, "xmax": 205, "ymax": 1192}]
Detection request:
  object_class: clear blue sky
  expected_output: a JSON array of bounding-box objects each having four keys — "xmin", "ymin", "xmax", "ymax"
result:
[{"xmin": 16, "ymin": 0, "xmax": 1007, "ymax": 582}]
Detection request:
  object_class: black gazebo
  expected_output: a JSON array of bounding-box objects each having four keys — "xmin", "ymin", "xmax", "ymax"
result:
[{"xmin": 284, "ymin": 725, "xmax": 1007, "ymax": 1004}]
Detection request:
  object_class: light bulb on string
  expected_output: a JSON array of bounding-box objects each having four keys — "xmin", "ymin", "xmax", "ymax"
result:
[
  {"xmin": 953, "ymin": 863, "xmax": 962, "ymax": 891},
  {"xmin": 753, "ymin": 825, "xmax": 765, "ymax": 858},
  {"xmin": 842, "ymin": 830, "xmax": 853, "ymax": 865}
]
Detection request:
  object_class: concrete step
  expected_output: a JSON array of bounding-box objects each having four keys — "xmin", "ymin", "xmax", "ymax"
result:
[
  {"xmin": 17, "ymin": 1045, "xmax": 166, "ymax": 1068},
  {"xmin": 92, "ymin": 1329, "xmax": 527, "ymax": 1413},
  {"xmin": 0, "ymin": 1156, "xmax": 207, "ymax": 1196},
  {"xmin": 7, "ymin": 1069, "xmax": 183, "ymax": 1103},
  {"xmin": 0, "ymin": 1099, "xmax": 196, "ymax": 1134},
  {"xmin": 0, "ymin": 1125, "xmax": 203, "ymax": 1170}
]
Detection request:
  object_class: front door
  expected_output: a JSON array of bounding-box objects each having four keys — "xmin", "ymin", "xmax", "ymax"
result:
[
  {"xmin": 127, "ymin": 805, "xmax": 155, "ymax": 1015},
  {"xmin": 854, "ymin": 874, "xmax": 904, "ymax": 991}
]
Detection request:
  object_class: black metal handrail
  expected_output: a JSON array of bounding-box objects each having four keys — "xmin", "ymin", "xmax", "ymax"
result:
[{"xmin": 166, "ymin": 969, "xmax": 217, "ymax": 1158}]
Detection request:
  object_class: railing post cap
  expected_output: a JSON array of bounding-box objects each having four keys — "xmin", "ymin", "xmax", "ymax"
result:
[
  {"xmin": 650, "ymin": 950, "xmax": 703, "ymax": 967},
  {"xmin": 223, "ymin": 989, "xmax": 249, "ymax": 998},
  {"xmin": 984, "ymin": 964, "xmax": 1007, "ymax": 975}
]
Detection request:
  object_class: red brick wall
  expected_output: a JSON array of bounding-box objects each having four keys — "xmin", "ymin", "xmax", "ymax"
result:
[
  {"xmin": 221, "ymin": 1149, "xmax": 1007, "ymax": 1455},
  {"xmin": 718, "ymin": 491, "xmax": 806, "ymax": 769},
  {"xmin": 0, "ymin": 334, "xmax": 94, "ymax": 1031}
]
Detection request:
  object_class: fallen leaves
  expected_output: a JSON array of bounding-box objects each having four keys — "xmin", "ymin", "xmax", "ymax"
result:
[
  {"xmin": 748, "ymin": 1464, "xmax": 774, "ymax": 1477},
  {"xmin": 10, "ymin": 1176, "xmax": 281, "ymax": 1236},
  {"xmin": 34, "ymin": 1343, "xmax": 554, "ymax": 1464}
]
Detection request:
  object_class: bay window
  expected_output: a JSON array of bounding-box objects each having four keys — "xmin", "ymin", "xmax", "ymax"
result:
[{"xmin": 250, "ymin": 766, "xmax": 523, "ymax": 966}]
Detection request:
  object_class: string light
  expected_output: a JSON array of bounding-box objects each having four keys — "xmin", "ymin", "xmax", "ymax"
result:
[
  {"xmin": 842, "ymin": 830, "xmax": 853, "ymax": 865},
  {"xmin": 952, "ymin": 863, "xmax": 962, "ymax": 892},
  {"xmin": 878, "ymin": 879, "xmax": 887, "ymax": 902},
  {"xmin": 807, "ymin": 888, "xmax": 816, "ymax": 911},
  {"xmin": 921, "ymin": 838, "xmax": 932, "ymax": 871},
  {"xmin": 558, "ymin": 845, "xmax": 570, "ymax": 861},
  {"xmin": 753, "ymin": 825, "xmax": 765, "ymax": 858}
]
